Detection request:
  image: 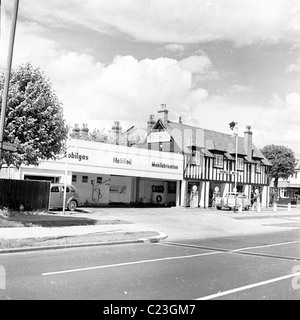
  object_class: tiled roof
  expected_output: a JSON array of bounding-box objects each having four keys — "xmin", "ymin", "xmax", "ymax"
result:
[
  {"xmin": 166, "ymin": 121, "xmax": 205, "ymax": 153},
  {"xmin": 147, "ymin": 120, "xmax": 271, "ymax": 165},
  {"xmin": 204, "ymin": 129, "xmax": 247, "ymax": 155}
]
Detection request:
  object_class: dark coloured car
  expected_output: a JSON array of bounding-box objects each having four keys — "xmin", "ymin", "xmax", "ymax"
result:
[{"xmin": 49, "ymin": 183, "xmax": 81, "ymax": 211}]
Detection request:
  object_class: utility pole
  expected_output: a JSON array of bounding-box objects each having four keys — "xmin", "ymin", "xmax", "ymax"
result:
[
  {"xmin": 0, "ymin": 0, "xmax": 19, "ymax": 164},
  {"xmin": 62, "ymin": 131, "xmax": 70, "ymax": 215}
]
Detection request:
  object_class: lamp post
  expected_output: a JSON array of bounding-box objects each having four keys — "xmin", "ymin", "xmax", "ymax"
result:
[
  {"xmin": 229, "ymin": 121, "xmax": 238, "ymax": 211},
  {"xmin": 234, "ymin": 126, "xmax": 238, "ymax": 193}
]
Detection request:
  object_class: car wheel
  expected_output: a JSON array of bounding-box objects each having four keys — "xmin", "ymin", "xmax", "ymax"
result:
[
  {"xmin": 68, "ymin": 200, "xmax": 77, "ymax": 211},
  {"xmin": 216, "ymin": 206, "xmax": 222, "ymax": 210}
]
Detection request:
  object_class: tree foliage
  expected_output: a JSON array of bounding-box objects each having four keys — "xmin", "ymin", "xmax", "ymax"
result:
[
  {"xmin": 70, "ymin": 128, "xmax": 108, "ymax": 143},
  {"xmin": 260, "ymin": 144, "xmax": 296, "ymax": 188},
  {"xmin": 0, "ymin": 63, "xmax": 68, "ymax": 169},
  {"xmin": 70, "ymin": 127, "xmax": 144, "ymax": 146}
]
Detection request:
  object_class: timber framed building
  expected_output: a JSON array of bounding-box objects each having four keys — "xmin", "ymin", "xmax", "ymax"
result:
[{"xmin": 139, "ymin": 105, "xmax": 272, "ymax": 208}]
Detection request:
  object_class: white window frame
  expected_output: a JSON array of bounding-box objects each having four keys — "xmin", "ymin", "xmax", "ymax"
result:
[
  {"xmin": 214, "ymin": 154, "xmax": 224, "ymax": 168},
  {"xmin": 237, "ymin": 157, "xmax": 244, "ymax": 171},
  {"xmin": 256, "ymin": 161, "xmax": 261, "ymax": 173},
  {"xmin": 280, "ymin": 188, "xmax": 288, "ymax": 198}
]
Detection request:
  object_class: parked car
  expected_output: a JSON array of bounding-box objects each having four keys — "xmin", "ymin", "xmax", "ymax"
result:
[
  {"xmin": 216, "ymin": 192, "xmax": 251, "ymax": 211},
  {"xmin": 49, "ymin": 183, "xmax": 81, "ymax": 211}
]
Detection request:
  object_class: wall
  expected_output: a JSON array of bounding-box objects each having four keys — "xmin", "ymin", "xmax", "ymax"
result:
[
  {"xmin": 109, "ymin": 176, "xmax": 132, "ymax": 204},
  {"xmin": 0, "ymin": 179, "xmax": 50, "ymax": 211},
  {"xmin": 71, "ymin": 173, "xmax": 111, "ymax": 206}
]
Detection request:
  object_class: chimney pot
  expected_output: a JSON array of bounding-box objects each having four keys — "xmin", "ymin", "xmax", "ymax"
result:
[
  {"xmin": 81, "ymin": 124, "xmax": 89, "ymax": 133},
  {"xmin": 158, "ymin": 104, "xmax": 169, "ymax": 124},
  {"xmin": 73, "ymin": 124, "xmax": 80, "ymax": 133}
]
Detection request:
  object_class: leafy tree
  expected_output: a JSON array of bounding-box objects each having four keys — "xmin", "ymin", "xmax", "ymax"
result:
[
  {"xmin": 70, "ymin": 126, "xmax": 143, "ymax": 146},
  {"xmin": 0, "ymin": 62, "xmax": 68, "ymax": 169},
  {"xmin": 260, "ymin": 144, "xmax": 296, "ymax": 188}
]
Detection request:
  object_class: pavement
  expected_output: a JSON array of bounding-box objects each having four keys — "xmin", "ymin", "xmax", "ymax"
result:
[{"xmin": 1, "ymin": 204, "xmax": 300, "ymax": 253}]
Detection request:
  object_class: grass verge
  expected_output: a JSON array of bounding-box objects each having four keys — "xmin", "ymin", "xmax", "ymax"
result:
[{"xmin": 0, "ymin": 213, "xmax": 133, "ymax": 228}]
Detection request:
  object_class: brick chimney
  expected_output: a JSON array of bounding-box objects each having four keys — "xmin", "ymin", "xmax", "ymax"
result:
[
  {"xmin": 147, "ymin": 114, "xmax": 155, "ymax": 134},
  {"xmin": 158, "ymin": 104, "xmax": 169, "ymax": 124},
  {"xmin": 244, "ymin": 125, "xmax": 253, "ymax": 161},
  {"xmin": 112, "ymin": 121, "xmax": 122, "ymax": 145},
  {"xmin": 73, "ymin": 124, "xmax": 80, "ymax": 134},
  {"xmin": 81, "ymin": 124, "xmax": 89, "ymax": 134}
]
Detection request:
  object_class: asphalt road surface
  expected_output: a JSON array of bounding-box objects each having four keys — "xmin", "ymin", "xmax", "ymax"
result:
[{"xmin": 1, "ymin": 229, "xmax": 300, "ymax": 300}]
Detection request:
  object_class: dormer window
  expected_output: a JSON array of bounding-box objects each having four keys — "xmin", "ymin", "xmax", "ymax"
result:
[
  {"xmin": 237, "ymin": 158, "xmax": 244, "ymax": 171},
  {"xmin": 214, "ymin": 154, "xmax": 224, "ymax": 168},
  {"xmin": 256, "ymin": 161, "xmax": 261, "ymax": 173},
  {"xmin": 189, "ymin": 147, "xmax": 202, "ymax": 165}
]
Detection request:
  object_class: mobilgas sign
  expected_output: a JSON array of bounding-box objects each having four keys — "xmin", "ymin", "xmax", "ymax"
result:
[{"xmin": 68, "ymin": 152, "xmax": 89, "ymax": 162}]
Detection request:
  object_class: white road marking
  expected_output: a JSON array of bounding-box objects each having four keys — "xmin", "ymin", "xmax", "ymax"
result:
[
  {"xmin": 42, "ymin": 251, "xmax": 220, "ymax": 276},
  {"xmin": 162, "ymin": 239, "xmax": 300, "ymax": 253},
  {"xmin": 196, "ymin": 272, "xmax": 300, "ymax": 300},
  {"xmin": 233, "ymin": 240, "xmax": 300, "ymax": 252},
  {"xmin": 42, "ymin": 239, "xmax": 300, "ymax": 277}
]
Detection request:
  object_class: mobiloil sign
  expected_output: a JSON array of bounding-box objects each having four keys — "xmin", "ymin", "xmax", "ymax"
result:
[{"xmin": 113, "ymin": 157, "xmax": 132, "ymax": 165}]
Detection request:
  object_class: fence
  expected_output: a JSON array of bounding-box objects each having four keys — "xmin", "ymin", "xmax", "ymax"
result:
[{"xmin": 0, "ymin": 179, "xmax": 50, "ymax": 211}]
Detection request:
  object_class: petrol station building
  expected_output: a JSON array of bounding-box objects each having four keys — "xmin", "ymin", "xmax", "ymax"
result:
[
  {"xmin": 1, "ymin": 139, "xmax": 183, "ymax": 207},
  {"xmin": 0, "ymin": 105, "xmax": 273, "ymax": 208}
]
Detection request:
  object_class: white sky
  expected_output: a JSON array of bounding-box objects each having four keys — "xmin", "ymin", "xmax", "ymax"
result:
[{"xmin": 1, "ymin": 0, "xmax": 300, "ymax": 153}]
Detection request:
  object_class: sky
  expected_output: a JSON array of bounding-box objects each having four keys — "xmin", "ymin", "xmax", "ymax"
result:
[{"xmin": 0, "ymin": 0, "xmax": 300, "ymax": 153}]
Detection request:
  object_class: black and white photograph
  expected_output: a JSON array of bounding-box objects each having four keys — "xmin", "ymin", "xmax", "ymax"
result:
[{"xmin": 1, "ymin": 0, "xmax": 300, "ymax": 303}]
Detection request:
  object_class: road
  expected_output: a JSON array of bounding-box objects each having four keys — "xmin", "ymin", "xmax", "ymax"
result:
[{"xmin": 1, "ymin": 229, "xmax": 300, "ymax": 300}]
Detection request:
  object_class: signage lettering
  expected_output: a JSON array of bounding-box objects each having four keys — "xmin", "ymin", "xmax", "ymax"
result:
[
  {"xmin": 113, "ymin": 157, "xmax": 132, "ymax": 165},
  {"xmin": 147, "ymin": 131, "xmax": 171, "ymax": 143},
  {"xmin": 0, "ymin": 265, "xmax": 5, "ymax": 290},
  {"xmin": 68, "ymin": 152, "xmax": 89, "ymax": 162},
  {"xmin": 152, "ymin": 162, "xmax": 178, "ymax": 170}
]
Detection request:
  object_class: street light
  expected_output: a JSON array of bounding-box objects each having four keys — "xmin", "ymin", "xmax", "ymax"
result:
[{"xmin": 229, "ymin": 121, "xmax": 238, "ymax": 211}]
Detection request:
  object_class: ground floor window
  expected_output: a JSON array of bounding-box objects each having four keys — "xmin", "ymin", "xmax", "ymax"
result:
[{"xmin": 24, "ymin": 175, "xmax": 59, "ymax": 183}]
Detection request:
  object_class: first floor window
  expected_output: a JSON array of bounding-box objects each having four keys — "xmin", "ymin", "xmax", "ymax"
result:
[
  {"xmin": 237, "ymin": 158, "xmax": 244, "ymax": 171},
  {"xmin": 256, "ymin": 161, "xmax": 261, "ymax": 173},
  {"xmin": 214, "ymin": 154, "xmax": 224, "ymax": 168}
]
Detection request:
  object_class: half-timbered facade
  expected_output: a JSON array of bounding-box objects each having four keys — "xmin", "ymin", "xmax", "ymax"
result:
[{"xmin": 141, "ymin": 105, "xmax": 272, "ymax": 208}]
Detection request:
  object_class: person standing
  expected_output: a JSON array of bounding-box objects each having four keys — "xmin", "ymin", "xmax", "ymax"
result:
[
  {"xmin": 252, "ymin": 189, "xmax": 260, "ymax": 210},
  {"xmin": 212, "ymin": 187, "xmax": 221, "ymax": 208}
]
